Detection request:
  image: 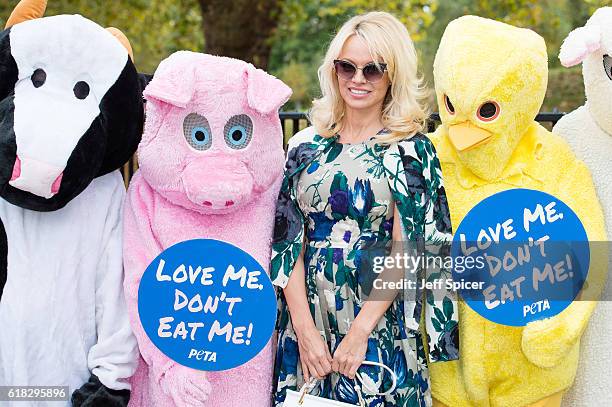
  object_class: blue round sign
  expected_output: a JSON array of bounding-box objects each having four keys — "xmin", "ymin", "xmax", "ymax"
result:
[
  {"xmin": 138, "ymin": 239, "xmax": 277, "ymax": 371},
  {"xmin": 451, "ymin": 189, "xmax": 589, "ymax": 326}
]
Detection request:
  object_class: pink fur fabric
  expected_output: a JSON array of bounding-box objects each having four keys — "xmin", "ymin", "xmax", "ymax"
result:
[{"xmin": 123, "ymin": 51, "xmax": 291, "ymax": 407}]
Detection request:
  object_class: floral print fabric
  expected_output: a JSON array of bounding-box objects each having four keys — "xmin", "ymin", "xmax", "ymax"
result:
[{"xmin": 271, "ymin": 129, "xmax": 459, "ymax": 407}]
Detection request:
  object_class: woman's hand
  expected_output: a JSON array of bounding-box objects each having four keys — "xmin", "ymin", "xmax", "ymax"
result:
[
  {"xmin": 332, "ymin": 325, "xmax": 369, "ymax": 379},
  {"xmin": 295, "ymin": 324, "xmax": 333, "ymax": 381},
  {"xmin": 283, "ymin": 235, "xmax": 333, "ymax": 382},
  {"xmin": 330, "ymin": 206, "xmax": 403, "ymax": 379}
]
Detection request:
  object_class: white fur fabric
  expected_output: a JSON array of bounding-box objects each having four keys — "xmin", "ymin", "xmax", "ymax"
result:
[{"xmin": 554, "ymin": 106, "xmax": 612, "ymax": 406}]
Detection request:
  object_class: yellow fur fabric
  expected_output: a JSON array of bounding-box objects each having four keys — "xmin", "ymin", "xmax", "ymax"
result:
[{"xmin": 428, "ymin": 16, "xmax": 607, "ymax": 407}]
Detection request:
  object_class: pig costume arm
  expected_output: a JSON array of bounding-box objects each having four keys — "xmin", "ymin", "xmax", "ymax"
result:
[
  {"xmin": 123, "ymin": 177, "xmax": 172, "ymax": 384},
  {"xmin": 123, "ymin": 175, "xmax": 212, "ymax": 405}
]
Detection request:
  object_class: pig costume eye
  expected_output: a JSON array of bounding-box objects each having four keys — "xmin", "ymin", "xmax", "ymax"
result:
[
  {"xmin": 224, "ymin": 114, "xmax": 253, "ymax": 149},
  {"xmin": 183, "ymin": 113, "xmax": 212, "ymax": 150}
]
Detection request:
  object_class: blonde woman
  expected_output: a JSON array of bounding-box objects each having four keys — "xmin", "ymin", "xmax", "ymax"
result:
[{"xmin": 270, "ymin": 12, "xmax": 459, "ymax": 406}]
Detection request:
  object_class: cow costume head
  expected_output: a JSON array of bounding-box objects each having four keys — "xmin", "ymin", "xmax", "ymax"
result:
[{"xmin": 0, "ymin": 0, "xmax": 145, "ymax": 211}]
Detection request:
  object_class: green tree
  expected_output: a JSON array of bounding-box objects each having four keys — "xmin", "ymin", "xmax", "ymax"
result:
[
  {"xmin": 275, "ymin": 61, "xmax": 311, "ymax": 109},
  {"xmin": 268, "ymin": 0, "xmax": 437, "ymax": 105},
  {"xmin": 198, "ymin": 0, "xmax": 283, "ymax": 69},
  {"xmin": 0, "ymin": 0, "xmax": 204, "ymax": 73}
]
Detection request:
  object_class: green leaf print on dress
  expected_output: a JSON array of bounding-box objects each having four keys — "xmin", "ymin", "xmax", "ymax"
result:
[{"xmin": 271, "ymin": 128, "xmax": 459, "ymax": 407}]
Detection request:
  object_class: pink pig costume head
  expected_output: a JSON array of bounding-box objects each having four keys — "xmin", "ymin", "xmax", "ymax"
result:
[{"xmin": 138, "ymin": 51, "xmax": 292, "ymax": 213}]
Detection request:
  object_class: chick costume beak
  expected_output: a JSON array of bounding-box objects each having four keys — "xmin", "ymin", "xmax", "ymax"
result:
[{"xmin": 448, "ymin": 122, "xmax": 492, "ymax": 152}]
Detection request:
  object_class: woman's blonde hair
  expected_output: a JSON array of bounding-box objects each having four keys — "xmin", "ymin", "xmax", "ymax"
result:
[{"xmin": 309, "ymin": 11, "xmax": 429, "ymax": 143}]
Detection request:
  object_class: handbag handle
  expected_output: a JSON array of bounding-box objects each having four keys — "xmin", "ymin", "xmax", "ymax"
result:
[
  {"xmin": 296, "ymin": 360, "xmax": 398, "ymax": 405},
  {"xmin": 355, "ymin": 360, "xmax": 397, "ymax": 396}
]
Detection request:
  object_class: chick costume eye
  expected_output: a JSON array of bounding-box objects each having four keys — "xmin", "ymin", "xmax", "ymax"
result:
[
  {"xmin": 444, "ymin": 94, "xmax": 455, "ymax": 114},
  {"xmin": 477, "ymin": 101, "xmax": 500, "ymax": 122},
  {"xmin": 183, "ymin": 113, "xmax": 212, "ymax": 150},
  {"xmin": 224, "ymin": 114, "xmax": 253, "ymax": 149},
  {"xmin": 604, "ymin": 55, "xmax": 612, "ymax": 81}
]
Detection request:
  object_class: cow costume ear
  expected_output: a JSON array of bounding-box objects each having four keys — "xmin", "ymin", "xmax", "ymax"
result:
[
  {"xmin": 5, "ymin": 0, "xmax": 47, "ymax": 29},
  {"xmin": 106, "ymin": 27, "xmax": 134, "ymax": 62}
]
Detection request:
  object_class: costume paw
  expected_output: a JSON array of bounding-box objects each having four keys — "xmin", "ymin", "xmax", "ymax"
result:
[
  {"xmin": 71, "ymin": 374, "xmax": 130, "ymax": 407},
  {"xmin": 522, "ymin": 315, "xmax": 577, "ymax": 368},
  {"xmin": 160, "ymin": 365, "xmax": 212, "ymax": 406},
  {"xmin": 523, "ymin": 300, "xmax": 595, "ymax": 368}
]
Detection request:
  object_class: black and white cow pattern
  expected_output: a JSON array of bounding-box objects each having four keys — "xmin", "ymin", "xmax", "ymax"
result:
[
  {"xmin": 0, "ymin": 11, "xmax": 146, "ymax": 407},
  {"xmin": 0, "ymin": 14, "xmax": 144, "ymax": 211}
]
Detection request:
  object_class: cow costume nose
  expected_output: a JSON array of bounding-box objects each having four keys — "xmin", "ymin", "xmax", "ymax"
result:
[
  {"xmin": 9, "ymin": 155, "xmax": 64, "ymax": 198},
  {"xmin": 10, "ymin": 156, "xmax": 20, "ymax": 181}
]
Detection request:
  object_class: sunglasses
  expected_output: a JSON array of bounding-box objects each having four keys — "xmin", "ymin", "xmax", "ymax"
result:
[{"xmin": 333, "ymin": 59, "xmax": 388, "ymax": 83}]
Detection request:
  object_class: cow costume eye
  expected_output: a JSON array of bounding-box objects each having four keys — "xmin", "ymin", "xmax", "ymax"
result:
[
  {"xmin": 224, "ymin": 114, "xmax": 253, "ymax": 149},
  {"xmin": 31, "ymin": 68, "xmax": 46, "ymax": 88},
  {"xmin": 183, "ymin": 113, "xmax": 212, "ymax": 150},
  {"xmin": 73, "ymin": 81, "xmax": 90, "ymax": 100}
]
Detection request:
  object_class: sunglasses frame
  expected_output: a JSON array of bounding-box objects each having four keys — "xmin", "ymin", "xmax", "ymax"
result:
[{"xmin": 333, "ymin": 59, "xmax": 388, "ymax": 83}]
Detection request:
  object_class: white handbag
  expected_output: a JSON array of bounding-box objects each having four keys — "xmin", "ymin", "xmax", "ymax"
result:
[{"xmin": 283, "ymin": 361, "xmax": 398, "ymax": 407}]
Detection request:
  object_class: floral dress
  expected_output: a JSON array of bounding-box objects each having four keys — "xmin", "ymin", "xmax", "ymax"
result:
[{"xmin": 271, "ymin": 127, "xmax": 459, "ymax": 407}]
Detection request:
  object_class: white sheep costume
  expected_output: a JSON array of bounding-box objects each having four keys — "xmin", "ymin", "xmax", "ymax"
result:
[{"xmin": 553, "ymin": 7, "xmax": 612, "ymax": 405}]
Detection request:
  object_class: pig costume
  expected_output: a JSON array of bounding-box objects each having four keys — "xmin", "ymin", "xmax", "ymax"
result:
[{"xmin": 124, "ymin": 51, "xmax": 292, "ymax": 407}]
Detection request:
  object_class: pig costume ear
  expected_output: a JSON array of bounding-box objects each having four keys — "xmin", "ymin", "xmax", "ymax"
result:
[
  {"xmin": 143, "ymin": 54, "xmax": 195, "ymax": 108},
  {"xmin": 245, "ymin": 64, "xmax": 292, "ymax": 115},
  {"xmin": 559, "ymin": 25, "xmax": 601, "ymax": 67}
]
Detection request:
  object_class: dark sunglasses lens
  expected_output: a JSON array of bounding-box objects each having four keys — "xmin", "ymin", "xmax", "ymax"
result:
[
  {"xmin": 363, "ymin": 64, "xmax": 385, "ymax": 82},
  {"xmin": 335, "ymin": 61, "xmax": 356, "ymax": 80}
]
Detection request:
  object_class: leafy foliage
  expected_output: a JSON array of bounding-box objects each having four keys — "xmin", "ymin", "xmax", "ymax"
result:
[
  {"xmin": 0, "ymin": 0, "xmax": 204, "ymax": 73},
  {"xmin": 269, "ymin": 0, "xmax": 437, "ymax": 107},
  {"xmin": 1, "ymin": 0, "xmax": 610, "ymax": 111},
  {"xmin": 271, "ymin": 0, "xmax": 612, "ymax": 112},
  {"xmin": 198, "ymin": 0, "xmax": 283, "ymax": 69}
]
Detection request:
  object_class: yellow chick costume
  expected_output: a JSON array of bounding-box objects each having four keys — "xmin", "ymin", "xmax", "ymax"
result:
[{"xmin": 428, "ymin": 16, "xmax": 607, "ymax": 407}]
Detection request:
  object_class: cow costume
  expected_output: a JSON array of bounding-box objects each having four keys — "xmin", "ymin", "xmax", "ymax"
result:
[{"xmin": 0, "ymin": 0, "xmax": 146, "ymax": 405}]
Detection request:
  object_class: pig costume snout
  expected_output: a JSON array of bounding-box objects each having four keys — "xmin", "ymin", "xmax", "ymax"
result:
[
  {"xmin": 181, "ymin": 155, "xmax": 254, "ymax": 210},
  {"xmin": 124, "ymin": 50, "xmax": 291, "ymax": 407}
]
